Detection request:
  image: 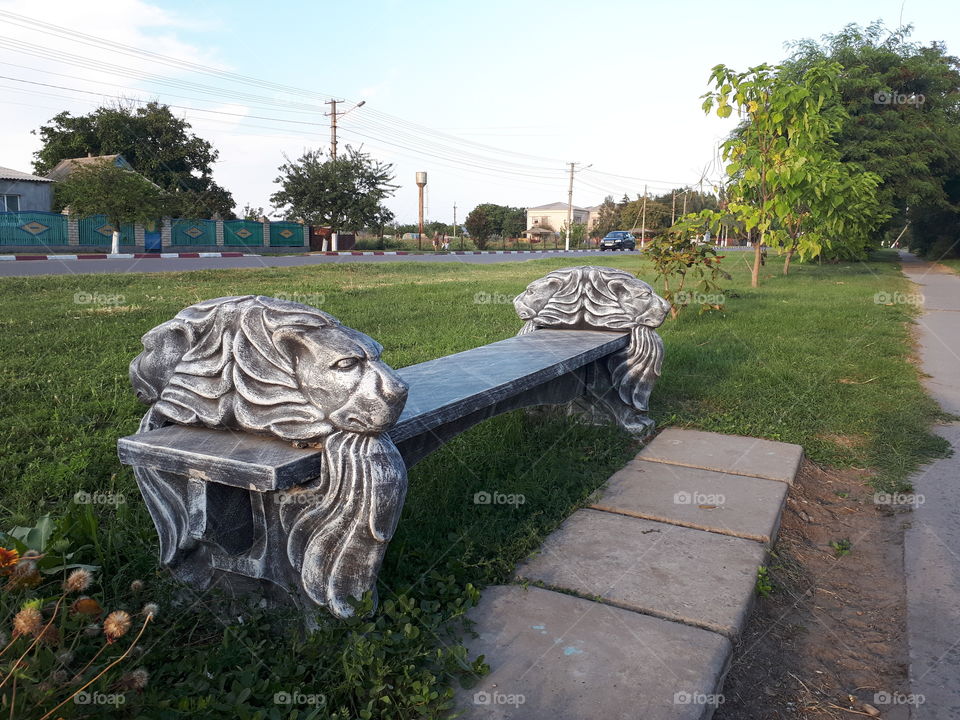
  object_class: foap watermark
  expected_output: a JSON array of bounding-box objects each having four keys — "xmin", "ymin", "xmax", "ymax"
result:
[
  {"xmin": 674, "ymin": 691, "xmax": 724, "ymax": 706},
  {"xmin": 473, "ymin": 690, "xmax": 525, "ymax": 708},
  {"xmin": 272, "ymin": 490, "xmax": 314, "ymax": 506},
  {"xmin": 874, "ymin": 691, "xmax": 925, "ymax": 707},
  {"xmin": 874, "ymin": 291, "xmax": 924, "ymax": 306},
  {"xmin": 73, "ymin": 490, "xmax": 126, "ymax": 506},
  {"xmin": 674, "ymin": 290, "xmax": 725, "ymax": 306},
  {"xmin": 273, "ymin": 690, "xmax": 327, "ymax": 707},
  {"xmin": 74, "ymin": 691, "xmax": 126, "ymax": 707},
  {"xmin": 274, "ymin": 292, "xmax": 326, "ymax": 307},
  {"xmin": 473, "ymin": 490, "xmax": 526, "ymax": 507},
  {"xmin": 73, "ymin": 291, "xmax": 125, "ymax": 306},
  {"xmin": 874, "ymin": 91, "xmax": 925, "ymax": 106},
  {"xmin": 874, "ymin": 492, "xmax": 925, "ymax": 508},
  {"xmin": 473, "ymin": 291, "xmax": 515, "ymax": 305},
  {"xmin": 673, "ymin": 490, "xmax": 726, "ymax": 506}
]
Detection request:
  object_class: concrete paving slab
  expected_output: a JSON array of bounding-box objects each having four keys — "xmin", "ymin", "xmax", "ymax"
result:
[
  {"xmin": 453, "ymin": 584, "xmax": 731, "ymax": 720},
  {"xmin": 515, "ymin": 509, "xmax": 768, "ymax": 637},
  {"xmin": 638, "ymin": 428, "xmax": 803, "ymax": 484},
  {"xmin": 590, "ymin": 458, "xmax": 788, "ymax": 544}
]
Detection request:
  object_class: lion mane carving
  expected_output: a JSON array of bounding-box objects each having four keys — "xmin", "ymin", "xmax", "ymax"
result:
[
  {"xmin": 513, "ymin": 266, "xmax": 669, "ymax": 431},
  {"xmin": 129, "ymin": 296, "xmax": 409, "ymax": 617}
]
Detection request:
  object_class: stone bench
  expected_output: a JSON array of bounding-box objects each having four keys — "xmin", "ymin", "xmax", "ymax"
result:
[{"xmin": 117, "ymin": 266, "xmax": 670, "ymax": 618}]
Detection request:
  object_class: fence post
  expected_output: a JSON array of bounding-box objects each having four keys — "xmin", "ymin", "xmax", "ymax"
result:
[
  {"xmin": 62, "ymin": 207, "xmax": 79, "ymax": 247},
  {"xmin": 260, "ymin": 216, "xmax": 271, "ymax": 249},
  {"xmin": 213, "ymin": 213, "xmax": 224, "ymax": 247},
  {"xmin": 161, "ymin": 217, "xmax": 172, "ymax": 249},
  {"xmin": 135, "ymin": 223, "xmax": 145, "ymax": 251}
]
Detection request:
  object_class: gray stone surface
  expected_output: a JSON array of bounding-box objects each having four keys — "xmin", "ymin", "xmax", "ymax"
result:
[
  {"xmin": 591, "ymin": 458, "xmax": 788, "ymax": 544},
  {"xmin": 453, "ymin": 585, "xmax": 731, "ymax": 720},
  {"xmin": 899, "ymin": 253, "xmax": 960, "ymax": 718},
  {"xmin": 515, "ymin": 509, "xmax": 768, "ymax": 637},
  {"xmin": 117, "ymin": 424, "xmax": 324, "ymax": 491},
  {"xmin": 638, "ymin": 428, "xmax": 803, "ymax": 484},
  {"xmin": 391, "ymin": 329, "xmax": 629, "ymax": 443}
]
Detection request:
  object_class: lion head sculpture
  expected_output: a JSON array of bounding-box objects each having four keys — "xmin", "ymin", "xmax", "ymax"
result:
[
  {"xmin": 130, "ymin": 295, "xmax": 408, "ymax": 442},
  {"xmin": 513, "ymin": 266, "xmax": 670, "ymax": 415},
  {"xmin": 129, "ymin": 296, "xmax": 410, "ymax": 617}
]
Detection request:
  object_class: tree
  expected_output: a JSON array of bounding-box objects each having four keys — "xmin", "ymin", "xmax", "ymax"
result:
[
  {"xmin": 271, "ymin": 146, "xmax": 396, "ymax": 233},
  {"xmin": 560, "ymin": 221, "xmax": 588, "ymax": 246},
  {"xmin": 464, "ymin": 205, "xmax": 496, "ymax": 249},
  {"xmin": 34, "ymin": 101, "xmax": 235, "ymax": 218},
  {"xmin": 241, "ymin": 204, "xmax": 265, "ymax": 221},
  {"xmin": 701, "ymin": 61, "xmax": 884, "ymax": 285},
  {"xmin": 592, "ymin": 196, "xmax": 621, "ymax": 238},
  {"xmin": 783, "ymin": 23, "xmax": 960, "ymax": 258},
  {"xmin": 56, "ymin": 161, "xmax": 166, "ymax": 254}
]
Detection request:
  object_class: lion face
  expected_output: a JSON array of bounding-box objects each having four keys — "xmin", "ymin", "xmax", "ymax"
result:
[
  {"xmin": 290, "ymin": 326, "xmax": 408, "ymax": 435},
  {"xmin": 132, "ymin": 296, "xmax": 408, "ymax": 442},
  {"xmin": 514, "ymin": 266, "xmax": 670, "ymax": 331}
]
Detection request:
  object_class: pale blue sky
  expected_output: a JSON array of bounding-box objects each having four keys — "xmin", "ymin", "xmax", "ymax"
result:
[{"xmin": 1, "ymin": 0, "xmax": 956, "ymax": 223}]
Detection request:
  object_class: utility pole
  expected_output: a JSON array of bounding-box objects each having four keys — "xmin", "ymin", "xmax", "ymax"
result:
[
  {"xmin": 565, "ymin": 161, "xmax": 591, "ymax": 251},
  {"xmin": 683, "ymin": 189, "xmax": 688, "ymax": 215},
  {"xmin": 671, "ymin": 191, "xmax": 676, "ymax": 225},
  {"xmin": 452, "ymin": 202, "xmax": 457, "ymax": 242},
  {"xmin": 324, "ymin": 98, "xmax": 365, "ymax": 251},
  {"xmin": 325, "ymin": 99, "xmax": 344, "ymax": 160},
  {"xmin": 640, "ymin": 184, "xmax": 647, "ymax": 246}
]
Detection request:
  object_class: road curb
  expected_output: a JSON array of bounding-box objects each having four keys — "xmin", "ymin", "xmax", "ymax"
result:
[{"xmin": 0, "ymin": 252, "xmax": 254, "ymax": 261}]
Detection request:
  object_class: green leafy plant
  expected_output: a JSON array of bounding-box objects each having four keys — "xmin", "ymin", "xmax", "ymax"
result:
[
  {"xmin": 646, "ymin": 222, "xmax": 730, "ymax": 317},
  {"xmin": 755, "ymin": 566, "xmax": 775, "ymax": 597},
  {"xmin": 830, "ymin": 538, "xmax": 852, "ymax": 557}
]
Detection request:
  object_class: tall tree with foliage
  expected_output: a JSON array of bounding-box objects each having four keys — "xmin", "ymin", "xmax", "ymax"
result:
[
  {"xmin": 56, "ymin": 161, "xmax": 166, "ymax": 254},
  {"xmin": 464, "ymin": 204, "xmax": 496, "ymax": 249},
  {"xmin": 783, "ymin": 22, "xmax": 960, "ymax": 258},
  {"xmin": 34, "ymin": 101, "xmax": 235, "ymax": 218},
  {"xmin": 702, "ymin": 61, "xmax": 884, "ymax": 285},
  {"xmin": 591, "ymin": 196, "xmax": 621, "ymax": 238},
  {"xmin": 271, "ymin": 146, "xmax": 396, "ymax": 233}
]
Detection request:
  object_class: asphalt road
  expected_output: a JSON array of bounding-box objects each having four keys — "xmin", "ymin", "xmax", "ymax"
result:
[{"xmin": 0, "ymin": 250, "xmax": 609, "ymax": 277}]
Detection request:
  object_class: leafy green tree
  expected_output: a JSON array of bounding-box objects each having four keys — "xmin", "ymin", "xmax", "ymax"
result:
[
  {"xmin": 591, "ymin": 196, "xmax": 621, "ymax": 238},
  {"xmin": 702, "ymin": 61, "xmax": 883, "ymax": 285},
  {"xmin": 34, "ymin": 102, "xmax": 235, "ymax": 218},
  {"xmin": 271, "ymin": 146, "xmax": 396, "ymax": 233},
  {"xmin": 464, "ymin": 204, "xmax": 497, "ymax": 249},
  {"xmin": 501, "ymin": 207, "xmax": 527, "ymax": 238},
  {"xmin": 241, "ymin": 204, "xmax": 265, "ymax": 221},
  {"xmin": 56, "ymin": 161, "xmax": 166, "ymax": 254},
  {"xmin": 783, "ymin": 22, "xmax": 960, "ymax": 258}
]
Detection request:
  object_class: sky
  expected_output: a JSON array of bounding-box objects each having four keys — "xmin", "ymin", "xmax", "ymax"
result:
[{"xmin": 0, "ymin": 0, "xmax": 957, "ymax": 224}]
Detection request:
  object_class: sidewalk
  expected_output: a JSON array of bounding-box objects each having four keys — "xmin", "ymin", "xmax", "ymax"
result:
[{"xmin": 898, "ymin": 253, "xmax": 960, "ymax": 718}]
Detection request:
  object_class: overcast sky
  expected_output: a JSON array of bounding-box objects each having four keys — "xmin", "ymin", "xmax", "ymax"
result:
[{"xmin": 1, "ymin": 0, "xmax": 956, "ymax": 223}]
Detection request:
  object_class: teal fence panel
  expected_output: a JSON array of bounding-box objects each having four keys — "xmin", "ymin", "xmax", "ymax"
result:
[
  {"xmin": 171, "ymin": 219, "xmax": 217, "ymax": 246},
  {"xmin": 0, "ymin": 212, "xmax": 68, "ymax": 246},
  {"xmin": 224, "ymin": 219, "xmax": 263, "ymax": 247},
  {"xmin": 79, "ymin": 215, "xmax": 135, "ymax": 246},
  {"xmin": 270, "ymin": 222, "xmax": 305, "ymax": 247}
]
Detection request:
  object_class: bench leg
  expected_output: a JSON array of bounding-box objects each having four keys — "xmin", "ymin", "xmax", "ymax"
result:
[{"xmin": 132, "ymin": 415, "xmax": 409, "ymax": 619}]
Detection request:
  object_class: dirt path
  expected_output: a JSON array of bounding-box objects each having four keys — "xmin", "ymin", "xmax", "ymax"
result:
[{"xmin": 716, "ymin": 461, "xmax": 912, "ymax": 720}]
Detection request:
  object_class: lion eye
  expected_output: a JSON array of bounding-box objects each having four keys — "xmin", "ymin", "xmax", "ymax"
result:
[{"xmin": 333, "ymin": 357, "xmax": 361, "ymax": 370}]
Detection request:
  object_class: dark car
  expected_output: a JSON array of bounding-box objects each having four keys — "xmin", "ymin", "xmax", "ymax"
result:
[{"xmin": 599, "ymin": 231, "xmax": 637, "ymax": 251}]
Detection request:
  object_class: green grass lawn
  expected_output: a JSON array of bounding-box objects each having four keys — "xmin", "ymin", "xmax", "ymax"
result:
[
  {"xmin": 937, "ymin": 257, "xmax": 960, "ymax": 274},
  {"xmin": 0, "ymin": 250, "xmax": 947, "ymax": 718}
]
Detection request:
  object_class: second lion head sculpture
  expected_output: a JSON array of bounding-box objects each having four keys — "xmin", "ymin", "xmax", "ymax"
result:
[
  {"xmin": 514, "ymin": 266, "xmax": 670, "ymax": 418},
  {"xmin": 130, "ymin": 295, "xmax": 408, "ymax": 442}
]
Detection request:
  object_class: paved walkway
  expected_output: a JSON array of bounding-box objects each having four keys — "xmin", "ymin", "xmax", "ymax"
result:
[
  {"xmin": 454, "ymin": 428, "xmax": 803, "ymax": 719},
  {"xmin": 899, "ymin": 253, "xmax": 960, "ymax": 719}
]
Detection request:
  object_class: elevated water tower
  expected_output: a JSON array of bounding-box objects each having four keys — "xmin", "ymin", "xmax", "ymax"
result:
[{"xmin": 416, "ymin": 171, "xmax": 427, "ymax": 250}]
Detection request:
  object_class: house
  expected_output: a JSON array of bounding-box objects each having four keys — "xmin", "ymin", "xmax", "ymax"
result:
[
  {"xmin": 525, "ymin": 202, "xmax": 591, "ymax": 238},
  {"xmin": 0, "ymin": 166, "xmax": 55, "ymax": 212},
  {"xmin": 46, "ymin": 153, "xmax": 135, "ymax": 182}
]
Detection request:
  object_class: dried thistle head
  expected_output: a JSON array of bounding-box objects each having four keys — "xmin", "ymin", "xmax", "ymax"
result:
[
  {"xmin": 129, "ymin": 579, "xmax": 145, "ymax": 593},
  {"xmin": 56, "ymin": 649, "xmax": 74, "ymax": 666},
  {"xmin": 83, "ymin": 622, "xmax": 101, "ymax": 638},
  {"xmin": 12, "ymin": 607, "xmax": 43, "ymax": 638},
  {"xmin": 142, "ymin": 603, "xmax": 159, "ymax": 619},
  {"xmin": 119, "ymin": 667, "xmax": 150, "ymax": 691},
  {"xmin": 103, "ymin": 611, "xmax": 132, "ymax": 643},
  {"xmin": 37, "ymin": 624, "xmax": 60, "ymax": 646},
  {"xmin": 6, "ymin": 560, "xmax": 41, "ymax": 590},
  {"xmin": 63, "ymin": 568, "xmax": 93, "ymax": 593}
]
